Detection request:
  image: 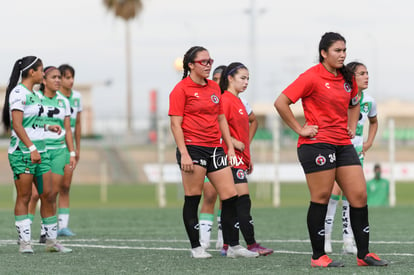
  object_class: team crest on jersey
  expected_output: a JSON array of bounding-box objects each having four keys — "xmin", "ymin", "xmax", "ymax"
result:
[
  {"xmin": 58, "ymin": 99, "xmax": 64, "ymax": 107},
  {"xmin": 344, "ymin": 83, "xmax": 352, "ymax": 93},
  {"xmin": 315, "ymin": 154, "xmax": 326, "ymax": 166},
  {"xmin": 211, "ymin": 95, "xmax": 219, "ymax": 104},
  {"xmin": 236, "ymin": 169, "xmax": 246, "ymax": 180},
  {"xmin": 74, "ymin": 99, "xmax": 79, "ymax": 107}
]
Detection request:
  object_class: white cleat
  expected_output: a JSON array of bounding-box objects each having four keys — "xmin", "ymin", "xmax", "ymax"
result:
[
  {"xmin": 190, "ymin": 246, "xmax": 212, "ymax": 259},
  {"xmin": 19, "ymin": 240, "xmax": 34, "ymax": 254},
  {"xmin": 227, "ymin": 245, "xmax": 259, "ymax": 258},
  {"xmin": 45, "ymin": 239, "xmax": 73, "ymax": 253}
]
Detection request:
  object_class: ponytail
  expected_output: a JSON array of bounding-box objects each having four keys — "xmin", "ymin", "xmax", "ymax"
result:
[{"xmin": 2, "ymin": 56, "xmax": 42, "ymax": 131}]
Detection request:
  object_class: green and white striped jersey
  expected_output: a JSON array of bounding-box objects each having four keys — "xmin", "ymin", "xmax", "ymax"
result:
[
  {"xmin": 36, "ymin": 91, "xmax": 71, "ymax": 150},
  {"xmin": 57, "ymin": 90, "xmax": 82, "ymax": 133},
  {"xmin": 8, "ymin": 84, "xmax": 46, "ymax": 154},
  {"xmin": 352, "ymin": 92, "xmax": 377, "ymax": 152}
]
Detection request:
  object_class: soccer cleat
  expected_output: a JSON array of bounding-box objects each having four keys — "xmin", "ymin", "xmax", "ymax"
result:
[
  {"xmin": 343, "ymin": 240, "xmax": 357, "ymax": 255},
  {"xmin": 311, "ymin": 255, "xmax": 344, "ymax": 267},
  {"xmin": 39, "ymin": 234, "xmax": 47, "ymax": 244},
  {"xmin": 190, "ymin": 246, "xmax": 212, "ymax": 259},
  {"xmin": 19, "ymin": 240, "xmax": 34, "ymax": 254},
  {"xmin": 324, "ymin": 233, "xmax": 332, "ymax": 253},
  {"xmin": 220, "ymin": 244, "xmax": 228, "ymax": 256},
  {"xmin": 45, "ymin": 240, "xmax": 73, "ymax": 253},
  {"xmin": 227, "ymin": 245, "xmax": 259, "ymax": 258},
  {"xmin": 247, "ymin": 243, "xmax": 274, "ymax": 256},
  {"xmin": 357, "ymin": 253, "xmax": 388, "ymax": 266},
  {"xmin": 57, "ymin": 227, "xmax": 76, "ymax": 237}
]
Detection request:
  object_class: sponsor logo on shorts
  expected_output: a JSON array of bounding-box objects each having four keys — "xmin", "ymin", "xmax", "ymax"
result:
[{"xmin": 315, "ymin": 154, "xmax": 326, "ymax": 166}]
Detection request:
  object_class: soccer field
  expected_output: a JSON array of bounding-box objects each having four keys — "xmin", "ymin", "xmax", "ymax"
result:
[{"xmin": 0, "ymin": 184, "xmax": 413, "ymax": 274}]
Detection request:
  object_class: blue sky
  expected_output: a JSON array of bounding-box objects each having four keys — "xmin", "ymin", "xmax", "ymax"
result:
[{"xmin": 0, "ymin": 0, "xmax": 412, "ymax": 132}]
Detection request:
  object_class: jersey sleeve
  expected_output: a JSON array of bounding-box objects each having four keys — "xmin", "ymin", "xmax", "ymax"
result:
[
  {"xmin": 349, "ymin": 77, "xmax": 359, "ymax": 106},
  {"xmin": 9, "ymin": 89, "xmax": 26, "ymax": 112},
  {"xmin": 282, "ymin": 72, "xmax": 314, "ymax": 103},
  {"xmin": 77, "ymin": 94, "xmax": 83, "ymax": 112},
  {"xmin": 240, "ymin": 97, "xmax": 252, "ymax": 115},
  {"xmin": 168, "ymin": 84, "xmax": 185, "ymax": 116},
  {"xmin": 368, "ymin": 97, "xmax": 377, "ymax": 117}
]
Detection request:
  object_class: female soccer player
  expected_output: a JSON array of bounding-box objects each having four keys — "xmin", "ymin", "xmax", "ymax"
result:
[
  {"xmin": 274, "ymin": 32, "xmax": 387, "ymax": 267},
  {"xmin": 218, "ymin": 62, "xmax": 272, "ymax": 256},
  {"xmin": 2, "ymin": 56, "xmax": 65, "ymax": 253},
  {"xmin": 169, "ymin": 46, "xmax": 259, "ymax": 259},
  {"xmin": 56, "ymin": 64, "xmax": 82, "ymax": 236},
  {"xmin": 325, "ymin": 61, "xmax": 378, "ymax": 255},
  {"xmin": 199, "ymin": 65, "xmax": 225, "ymax": 250},
  {"xmin": 28, "ymin": 66, "xmax": 76, "ymax": 252}
]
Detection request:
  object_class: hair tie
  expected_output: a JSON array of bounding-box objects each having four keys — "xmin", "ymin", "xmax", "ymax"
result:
[{"xmin": 44, "ymin": 66, "xmax": 57, "ymax": 75}]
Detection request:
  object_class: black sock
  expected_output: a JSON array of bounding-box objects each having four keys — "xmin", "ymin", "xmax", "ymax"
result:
[
  {"xmin": 350, "ymin": 205, "xmax": 370, "ymax": 259},
  {"xmin": 221, "ymin": 195, "xmax": 239, "ymax": 246},
  {"xmin": 307, "ymin": 201, "xmax": 327, "ymax": 259},
  {"xmin": 237, "ymin": 194, "xmax": 255, "ymax": 245},
  {"xmin": 183, "ymin": 195, "xmax": 201, "ymax": 248}
]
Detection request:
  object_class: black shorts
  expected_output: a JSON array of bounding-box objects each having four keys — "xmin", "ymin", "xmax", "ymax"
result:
[
  {"xmin": 297, "ymin": 143, "xmax": 360, "ymax": 174},
  {"xmin": 231, "ymin": 168, "xmax": 248, "ymax": 184},
  {"xmin": 176, "ymin": 145, "xmax": 228, "ymax": 173}
]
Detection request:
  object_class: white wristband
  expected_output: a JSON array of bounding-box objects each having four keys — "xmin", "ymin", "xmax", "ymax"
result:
[
  {"xmin": 44, "ymin": 124, "xmax": 50, "ymax": 131},
  {"xmin": 70, "ymin": 151, "xmax": 76, "ymax": 157},
  {"xmin": 29, "ymin": 145, "xmax": 37, "ymax": 152}
]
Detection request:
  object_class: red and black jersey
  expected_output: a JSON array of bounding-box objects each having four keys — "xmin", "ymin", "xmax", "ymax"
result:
[
  {"xmin": 282, "ymin": 63, "xmax": 358, "ymax": 147},
  {"xmin": 169, "ymin": 76, "xmax": 223, "ymax": 147},
  {"xmin": 221, "ymin": 91, "xmax": 250, "ymax": 170}
]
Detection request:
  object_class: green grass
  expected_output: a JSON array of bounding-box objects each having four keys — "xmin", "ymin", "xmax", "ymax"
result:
[{"xmin": 0, "ymin": 183, "xmax": 413, "ymax": 274}]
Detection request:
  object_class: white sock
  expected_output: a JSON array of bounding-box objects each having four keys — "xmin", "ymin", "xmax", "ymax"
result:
[
  {"xmin": 40, "ymin": 222, "xmax": 46, "ymax": 236},
  {"xmin": 341, "ymin": 198, "xmax": 354, "ymax": 241},
  {"xmin": 44, "ymin": 222, "xmax": 58, "ymax": 240},
  {"xmin": 16, "ymin": 218, "xmax": 31, "ymax": 242},
  {"xmin": 199, "ymin": 213, "xmax": 214, "ymax": 248},
  {"xmin": 217, "ymin": 215, "xmax": 223, "ymax": 243},
  {"xmin": 58, "ymin": 214, "xmax": 69, "ymax": 229},
  {"xmin": 325, "ymin": 197, "xmax": 339, "ymax": 235}
]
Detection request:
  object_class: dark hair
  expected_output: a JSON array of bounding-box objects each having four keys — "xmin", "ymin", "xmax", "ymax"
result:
[
  {"xmin": 181, "ymin": 46, "xmax": 207, "ymax": 80},
  {"xmin": 58, "ymin": 64, "xmax": 75, "ymax": 78},
  {"xmin": 219, "ymin": 62, "xmax": 248, "ymax": 93},
  {"xmin": 346, "ymin": 61, "xmax": 365, "ymax": 74},
  {"xmin": 319, "ymin": 32, "xmax": 353, "ymax": 86},
  {"xmin": 2, "ymin": 56, "xmax": 43, "ymax": 131},
  {"xmin": 39, "ymin": 66, "xmax": 59, "ymax": 92},
  {"xmin": 212, "ymin": 65, "xmax": 226, "ymax": 76}
]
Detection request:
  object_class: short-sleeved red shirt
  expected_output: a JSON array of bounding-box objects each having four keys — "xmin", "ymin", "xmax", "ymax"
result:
[
  {"xmin": 221, "ymin": 91, "xmax": 250, "ymax": 170},
  {"xmin": 282, "ymin": 63, "xmax": 358, "ymax": 147},
  {"xmin": 168, "ymin": 76, "xmax": 223, "ymax": 147}
]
